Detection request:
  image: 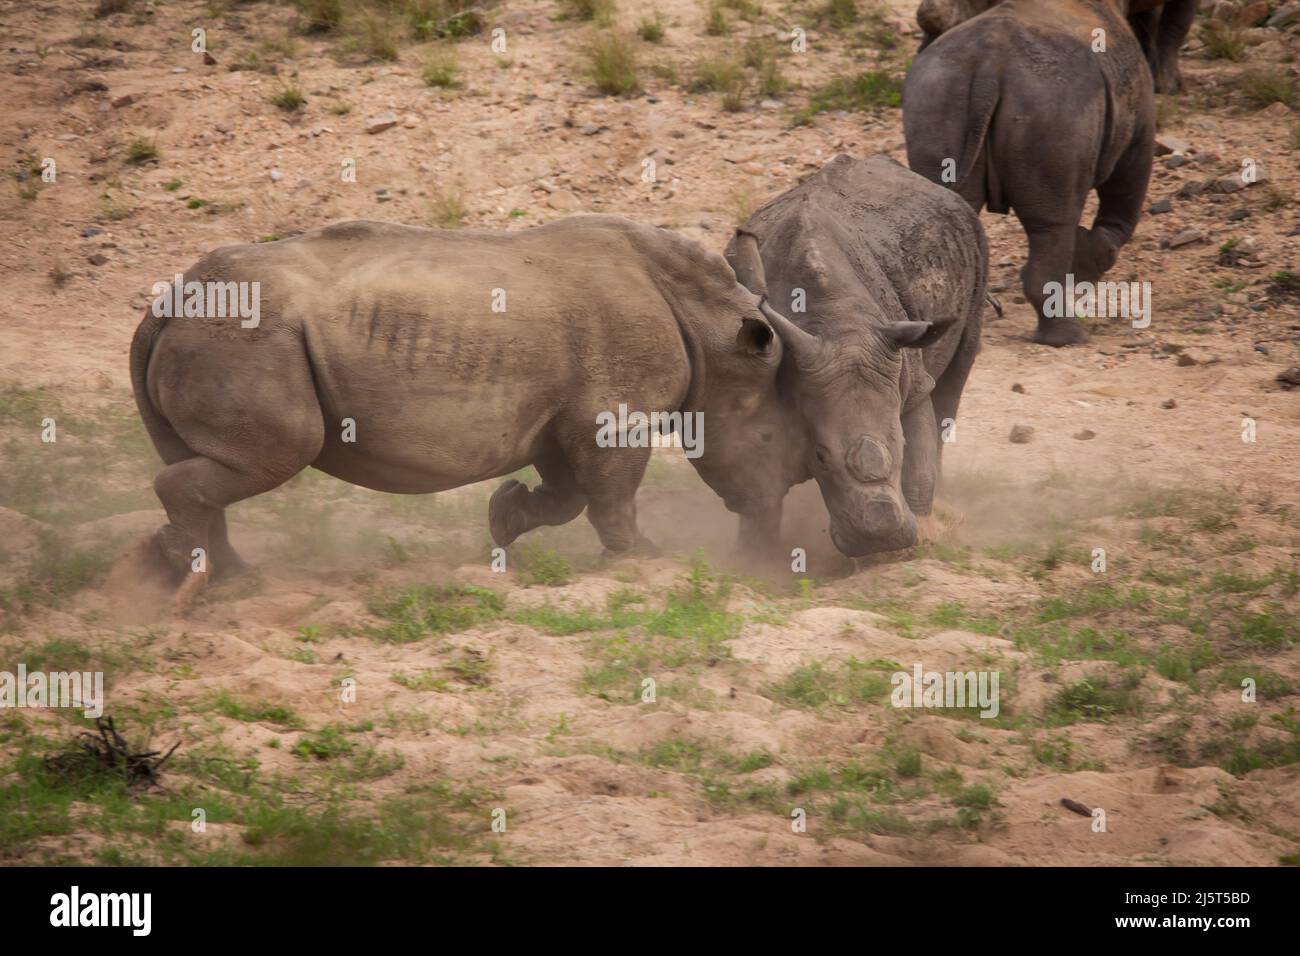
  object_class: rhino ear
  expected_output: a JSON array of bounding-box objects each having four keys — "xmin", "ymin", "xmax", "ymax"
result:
[
  {"xmin": 738, "ymin": 317, "xmax": 777, "ymax": 358},
  {"xmin": 883, "ymin": 318, "xmax": 957, "ymax": 350}
]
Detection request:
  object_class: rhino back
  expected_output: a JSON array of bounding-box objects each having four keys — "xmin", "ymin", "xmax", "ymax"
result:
[
  {"xmin": 746, "ymin": 156, "xmax": 985, "ymax": 347},
  {"xmin": 146, "ymin": 217, "xmax": 700, "ymax": 488}
]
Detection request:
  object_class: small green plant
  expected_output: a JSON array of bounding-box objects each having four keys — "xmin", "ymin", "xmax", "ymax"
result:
[
  {"xmin": 566, "ymin": 0, "xmax": 617, "ymax": 22},
  {"xmin": 126, "ymin": 137, "xmax": 159, "ymax": 164},
  {"xmin": 429, "ymin": 183, "xmax": 468, "ymax": 228},
  {"xmin": 1239, "ymin": 68, "xmax": 1296, "ymax": 109},
  {"xmin": 793, "ymin": 69, "xmax": 901, "ymax": 124},
  {"xmin": 1199, "ymin": 21, "xmax": 1246, "ymax": 61},
  {"xmin": 270, "ymin": 83, "xmax": 306, "ymax": 111},
  {"xmin": 589, "ymin": 30, "xmax": 640, "ymax": 95},
  {"xmin": 637, "ymin": 12, "xmax": 665, "ymax": 42},
  {"xmin": 294, "ymin": 0, "xmax": 344, "ymax": 33},
  {"xmin": 704, "ymin": 1, "xmax": 729, "ymax": 35},
  {"xmin": 422, "ymin": 47, "xmax": 460, "ymax": 87},
  {"xmin": 519, "ymin": 546, "xmax": 572, "ymax": 586}
]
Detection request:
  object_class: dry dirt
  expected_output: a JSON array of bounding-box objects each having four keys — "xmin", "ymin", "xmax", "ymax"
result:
[{"xmin": 0, "ymin": 0, "xmax": 1298, "ymax": 866}]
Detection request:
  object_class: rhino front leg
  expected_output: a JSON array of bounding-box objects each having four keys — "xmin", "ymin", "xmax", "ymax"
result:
[
  {"xmin": 737, "ymin": 503, "xmax": 782, "ymax": 554},
  {"xmin": 488, "ymin": 448, "xmax": 587, "ymax": 547},
  {"xmin": 901, "ymin": 398, "xmax": 938, "ymax": 517},
  {"xmin": 571, "ymin": 445, "xmax": 654, "ymax": 555}
]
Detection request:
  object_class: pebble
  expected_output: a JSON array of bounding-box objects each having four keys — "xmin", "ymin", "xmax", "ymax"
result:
[
  {"xmin": 366, "ymin": 112, "xmax": 399, "ymax": 134},
  {"xmin": 1072, "ymin": 429, "xmax": 1096, "ymax": 441},
  {"xmin": 270, "ymin": 169, "xmax": 283, "ymax": 182},
  {"xmin": 1165, "ymin": 228, "xmax": 1205, "ymax": 249},
  {"xmin": 1009, "ymin": 424, "xmax": 1034, "ymax": 444}
]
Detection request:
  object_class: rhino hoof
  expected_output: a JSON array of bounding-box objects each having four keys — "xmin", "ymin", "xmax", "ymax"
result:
[
  {"xmin": 488, "ymin": 479, "xmax": 530, "ymax": 547},
  {"xmin": 1032, "ymin": 318, "xmax": 1090, "ymax": 348}
]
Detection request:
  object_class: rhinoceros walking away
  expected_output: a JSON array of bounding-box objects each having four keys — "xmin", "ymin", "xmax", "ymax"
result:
[
  {"xmin": 725, "ymin": 155, "xmax": 988, "ymax": 557},
  {"xmin": 129, "ymin": 216, "xmax": 799, "ymax": 601},
  {"xmin": 904, "ymin": 0, "xmax": 1154, "ymax": 346}
]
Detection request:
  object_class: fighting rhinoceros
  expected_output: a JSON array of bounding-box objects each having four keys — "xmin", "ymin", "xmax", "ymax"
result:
[
  {"xmin": 904, "ymin": 0, "xmax": 1154, "ymax": 346},
  {"xmin": 129, "ymin": 216, "xmax": 803, "ymax": 599},
  {"xmin": 722, "ymin": 155, "xmax": 987, "ymax": 557},
  {"xmin": 917, "ymin": 0, "xmax": 1195, "ymax": 94}
]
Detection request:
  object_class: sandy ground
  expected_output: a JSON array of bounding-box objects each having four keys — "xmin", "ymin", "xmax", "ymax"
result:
[{"xmin": 0, "ymin": 0, "xmax": 1297, "ymax": 866}]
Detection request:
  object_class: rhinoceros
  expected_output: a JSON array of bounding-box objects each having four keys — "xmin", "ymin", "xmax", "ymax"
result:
[
  {"xmin": 723, "ymin": 155, "xmax": 987, "ymax": 557},
  {"xmin": 904, "ymin": 0, "xmax": 1154, "ymax": 346},
  {"xmin": 129, "ymin": 216, "xmax": 808, "ymax": 598}
]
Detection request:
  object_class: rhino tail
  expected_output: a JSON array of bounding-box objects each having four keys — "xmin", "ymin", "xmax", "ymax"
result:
[
  {"xmin": 129, "ymin": 306, "xmax": 191, "ymax": 465},
  {"xmin": 952, "ymin": 63, "xmax": 1000, "ymax": 189}
]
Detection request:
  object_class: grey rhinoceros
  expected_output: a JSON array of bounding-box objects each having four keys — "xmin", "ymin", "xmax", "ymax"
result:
[
  {"xmin": 130, "ymin": 215, "xmax": 810, "ymax": 600},
  {"xmin": 904, "ymin": 0, "xmax": 1154, "ymax": 346},
  {"xmin": 723, "ymin": 155, "xmax": 988, "ymax": 557}
]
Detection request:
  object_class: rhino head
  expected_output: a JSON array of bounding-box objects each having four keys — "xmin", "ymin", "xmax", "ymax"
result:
[{"xmin": 730, "ymin": 231, "xmax": 952, "ymax": 557}]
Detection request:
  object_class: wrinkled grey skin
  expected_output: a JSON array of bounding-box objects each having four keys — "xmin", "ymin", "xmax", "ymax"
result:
[
  {"xmin": 905, "ymin": 0, "xmax": 1154, "ymax": 346},
  {"xmin": 1127, "ymin": 0, "xmax": 1196, "ymax": 94},
  {"xmin": 130, "ymin": 216, "xmax": 798, "ymax": 593},
  {"xmin": 917, "ymin": 0, "xmax": 1193, "ymax": 93},
  {"xmin": 723, "ymin": 155, "xmax": 987, "ymax": 557}
]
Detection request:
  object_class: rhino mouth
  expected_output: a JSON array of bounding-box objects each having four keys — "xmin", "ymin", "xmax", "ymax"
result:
[{"xmin": 828, "ymin": 494, "xmax": 919, "ymax": 557}]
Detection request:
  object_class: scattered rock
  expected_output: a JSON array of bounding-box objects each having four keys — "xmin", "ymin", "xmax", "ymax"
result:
[
  {"xmin": 1177, "ymin": 349, "xmax": 1217, "ymax": 367},
  {"xmin": 546, "ymin": 189, "xmax": 581, "ymax": 212},
  {"xmin": 1072, "ymin": 429, "xmax": 1096, "ymax": 441},
  {"xmin": 1164, "ymin": 154, "xmax": 1190, "ymax": 169},
  {"xmin": 1211, "ymin": 174, "xmax": 1247, "ymax": 194},
  {"xmin": 1164, "ymin": 228, "xmax": 1205, "ymax": 249},
  {"xmin": 1154, "ymin": 135, "xmax": 1190, "ymax": 156},
  {"xmin": 365, "ymin": 112, "xmax": 399, "ymax": 134},
  {"xmin": 269, "ymin": 169, "xmax": 283, "ymax": 182},
  {"xmin": 111, "ymin": 93, "xmax": 135, "ymax": 108},
  {"xmin": 1009, "ymin": 424, "xmax": 1034, "ymax": 444},
  {"xmin": 203, "ymin": 51, "xmax": 217, "ymax": 66},
  {"xmin": 87, "ymin": 253, "xmax": 108, "ymax": 266},
  {"xmin": 82, "ymin": 227, "xmax": 101, "ymax": 238},
  {"xmin": 1148, "ymin": 198, "xmax": 1173, "ymax": 214},
  {"xmin": 1277, "ymin": 367, "xmax": 1300, "ymax": 388},
  {"xmin": 1177, "ymin": 180, "xmax": 1206, "ymax": 198},
  {"xmin": 1237, "ymin": 1, "xmax": 1270, "ymax": 26},
  {"xmin": 1258, "ymin": 101, "xmax": 1292, "ymax": 118},
  {"xmin": 1011, "ymin": 383, "xmax": 1025, "ymax": 394},
  {"xmin": 1161, "ymin": 399, "xmax": 1177, "ymax": 409},
  {"xmin": 1226, "ymin": 208, "xmax": 1250, "ymax": 222},
  {"xmin": 1267, "ymin": 2, "xmax": 1300, "ymax": 29}
]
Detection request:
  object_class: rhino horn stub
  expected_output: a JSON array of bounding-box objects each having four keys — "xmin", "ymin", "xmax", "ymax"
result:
[
  {"xmin": 882, "ymin": 317, "xmax": 957, "ymax": 350},
  {"xmin": 729, "ymin": 228, "xmax": 769, "ymax": 298},
  {"xmin": 758, "ymin": 299, "xmax": 821, "ymax": 365}
]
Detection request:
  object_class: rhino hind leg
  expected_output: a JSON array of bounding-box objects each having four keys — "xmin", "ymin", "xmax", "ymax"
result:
[
  {"xmin": 1022, "ymin": 222, "xmax": 1090, "ymax": 347},
  {"xmin": 207, "ymin": 510, "xmax": 248, "ymax": 578},
  {"xmin": 1154, "ymin": 0, "xmax": 1195, "ymax": 95},
  {"xmin": 488, "ymin": 450, "xmax": 587, "ymax": 547}
]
